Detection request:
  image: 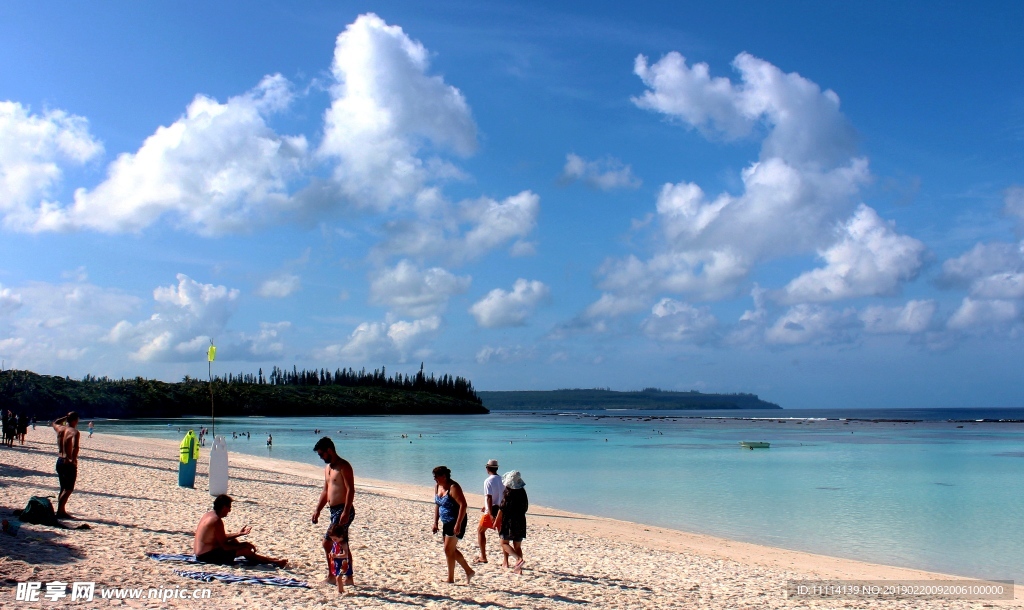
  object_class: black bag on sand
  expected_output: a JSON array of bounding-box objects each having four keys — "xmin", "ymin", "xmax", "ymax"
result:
[{"xmin": 17, "ymin": 496, "xmax": 59, "ymax": 526}]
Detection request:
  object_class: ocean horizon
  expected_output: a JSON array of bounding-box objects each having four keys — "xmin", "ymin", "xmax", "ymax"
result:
[{"xmin": 99, "ymin": 407, "xmax": 1024, "ymax": 584}]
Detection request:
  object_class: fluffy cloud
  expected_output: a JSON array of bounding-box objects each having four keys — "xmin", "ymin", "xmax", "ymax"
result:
[
  {"xmin": 32, "ymin": 76, "xmax": 307, "ymax": 235},
  {"xmin": 469, "ymin": 279, "xmax": 549, "ymax": 328},
  {"xmin": 765, "ymin": 304, "xmax": 855, "ymax": 345},
  {"xmin": 376, "ymin": 190, "xmax": 539, "ymax": 263},
  {"xmin": 561, "ymin": 154, "xmax": 640, "ymax": 190},
  {"xmin": 318, "ymin": 13, "xmax": 476, "ymax": 209},
  {"xmin": 0, "ymin": 279, "xmax": 140, "ymax": 369},
  {"xmin": 939, "ymin": 237, "xmax": 1024, "ymax": 332},
  {"xmin": 0, "ymin": 101, "xmax": 103, "ymax": 229},
  {"xmin": 257, "ymin": 274, "xmax": 301, "ymax": 298},
  {"xmin": 640, "ymin": 298, "xmax": 718, "ymax": 343},
  {"xmin": 315, "ymin": 316, "xmax": 440, "ymax": 363},
  {"xmin": 860, "ymin": 300, "xmax": 936, "ymax": 334},
  {"xmin": 462, "ymin": 192, "xmax": 540, "ymax": 260},
  {"xmin": 777, "ymin": 205, "xmax": 925, "ymax": 303},
  {"xmin": 939, "ymin": 241, "xmax": 1024, "ymax": 289},
  {"xmin": 235, "ymin": 322, "xmax": 291, "ymax": 358},
  {"xmin": 947, "ymin": 298, "xmax": 1020, "ymax": 331},
  {"xmin": 633, "ymin": 52, "xmax": 856, "ymax": 166},
  {"xmin": 591, "ymin": 52, "xmax": 873, "ymax": 312},
  {"xmin": 108, "ymin": 274, "xmax": 240, "ymax": 361},
  {"xmin": 369, "ymin": 260, "xmax": 470, "ymax": 317}
]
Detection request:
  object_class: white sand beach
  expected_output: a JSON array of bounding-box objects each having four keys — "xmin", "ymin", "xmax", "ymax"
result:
[{"xmin": 1, "ymin": 426, "xmax": 1018, "ymax": 609}]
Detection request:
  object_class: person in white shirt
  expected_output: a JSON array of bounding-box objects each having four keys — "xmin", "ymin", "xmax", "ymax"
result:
[{"xmin": 475, "ymin": 459, "xmax": 505, "ymax": 563}]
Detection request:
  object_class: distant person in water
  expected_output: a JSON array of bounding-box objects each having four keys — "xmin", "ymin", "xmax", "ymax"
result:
[
  {"xmin": 312, "ymin": 437, "xmax": 355, "ymax": 587},
  {"xmin": 51, "ymin": 412, "xmax": 80, "ymax": 519},
  {"xmin": 475, "ymin": 459, "xmax": 504, "ymax": 564},
  {"xmin": 498, "ymin": 470, "xmax": 528, "ymax": 574},
  {"xmin": 267, "ymin": 434, "xmax": 272, "ymax": 448},
  {"xmin": 432, "ymin": 466, "xmax": 474, "ymax": 584},
  {"xmin": 193, "ymin": 495, "xmax": 287, "ymax": 567}
]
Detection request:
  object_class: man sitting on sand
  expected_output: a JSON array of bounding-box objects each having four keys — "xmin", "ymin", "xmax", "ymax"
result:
[
  {"xmin": 193, "ymin": 495, "xmax": 287, "ymax": 567},
  {"xmin": 51, "ymin": 412, "xmax": 80, "ymax": 518}
]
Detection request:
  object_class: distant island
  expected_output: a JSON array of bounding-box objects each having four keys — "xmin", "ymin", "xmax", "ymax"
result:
[
  {"xmin": 0, "ymin": 366, "xmax": 487, "ymax": 420},
  {"xmin": 479, "ymin": 388, "xmax": 781, "ymax": 410}
]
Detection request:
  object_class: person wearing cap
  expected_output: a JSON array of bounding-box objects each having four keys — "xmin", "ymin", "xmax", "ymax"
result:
[
  {"xmin": 497, "ymin": 470, "xmax": 529, "ymax": 574},
  {"xmin": 474, "ymin": 459, "xmax": 505, "ymax": 564}
]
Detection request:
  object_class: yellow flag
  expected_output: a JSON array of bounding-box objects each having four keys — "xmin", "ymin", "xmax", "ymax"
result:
[{"xmin": 207, "ymin": 345, "xmax": 216, "ymax": 362}]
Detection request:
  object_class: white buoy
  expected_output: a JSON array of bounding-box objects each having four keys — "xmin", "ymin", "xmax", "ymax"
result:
[{"xmin": 209, "ymin": 435, "xmax": 229, "ymax": 496}]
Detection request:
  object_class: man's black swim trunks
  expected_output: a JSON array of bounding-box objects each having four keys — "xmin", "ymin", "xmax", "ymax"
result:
[
  {"xmin": 55, "ymin": 458, "xmax": 77, "ymax": 492},
  {"xmin": 323, "ymin": 504, "xmax": 355, "ymax": 542},
  {"xmin": 196, "ymin": 548, "xmax": 237, "ymax": 565}
]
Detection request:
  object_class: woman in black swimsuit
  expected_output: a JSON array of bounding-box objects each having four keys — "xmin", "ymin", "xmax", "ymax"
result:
[{"xmin": 431, "ymin": 466, "xmax": 475, "ymax": 584}]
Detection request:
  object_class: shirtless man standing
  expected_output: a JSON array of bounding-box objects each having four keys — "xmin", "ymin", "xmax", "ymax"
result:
[
  {"xmin": 51, "ymin": 412, "xmax": 80, "ymax": 519},
  {"xmin": 193, "ymin": 495, "xmax": 287, "ymax": 566},
  {"xmin": 312, "ymin": 436, "xmax": 355, "ymax": 586}
]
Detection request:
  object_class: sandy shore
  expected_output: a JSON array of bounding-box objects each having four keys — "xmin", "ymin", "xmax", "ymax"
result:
[{"xmin": 1, "ymin": 426, "xmax": 1018, "ymax": 609}]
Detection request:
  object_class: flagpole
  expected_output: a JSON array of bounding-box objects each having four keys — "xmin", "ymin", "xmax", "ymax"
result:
[{"xmin": 208, "ymin": 341, "xmax": 216, "ymax": 439}]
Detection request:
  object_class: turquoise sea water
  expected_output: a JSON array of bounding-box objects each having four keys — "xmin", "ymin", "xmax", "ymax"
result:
[{"xmin": 100, "ymin": 409, "xmax": 1024, "ymax": 583}]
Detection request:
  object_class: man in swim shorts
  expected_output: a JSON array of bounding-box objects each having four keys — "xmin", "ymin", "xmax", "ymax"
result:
[
  {"xmin": 312, "ymin": 436, "xmax": 355, "ymax": 586},
  {"xmin": 51, "ymin": 412, "xmax": 80, "ymax": 519},
  {"xmin": 475, "ymin": 459, "xmax": 504, "ymax": 563},
  {"xmin": 193, "ymin": 495, "xmax": 287, "ymax": 567}
]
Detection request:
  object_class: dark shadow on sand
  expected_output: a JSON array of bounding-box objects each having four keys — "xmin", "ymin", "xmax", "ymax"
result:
[
  {"xmin": 0, "ymin": 462, "xmax": 53, "ymax": 480},
  {"xmin": 540, "ymin": 569, "xmax": 653, "ymax": 592},
  {"xmin": 0, "ymin": 524, "xmax": 86, "ymax": 566},
  {"xmin": 498, "ymin": 589, "xmax": 591, "ymax": 604},
  {"xmin": 84, "ymin": 517, "xmax": 193, "ymax": 537},
  {"xmin": 351, "ymin": 586, "xmax": 514, "ymax": 608},
  {"xmin": 0, "ymin": 480, "xmax": 156, "ymax": 504}
]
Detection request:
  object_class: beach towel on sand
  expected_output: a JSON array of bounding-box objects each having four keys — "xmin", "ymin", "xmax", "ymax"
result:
[
  {"xmin": 173, "ymin": 570, "xmax": 309, "ymax": 588},
  {"xmin": 147, "ymin": 553, "xmax": 273, "ymax": 567}
]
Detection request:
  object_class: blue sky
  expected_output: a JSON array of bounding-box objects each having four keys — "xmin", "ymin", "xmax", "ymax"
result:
[{"xmin": 1, "ymin": 1, "xmax": 1022, "ymax": 409}]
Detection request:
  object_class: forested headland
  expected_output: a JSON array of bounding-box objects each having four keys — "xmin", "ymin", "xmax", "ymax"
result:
[
  {"xmin": 0, "ymin": 365, "xmax": 486, "ymax": 420},
  {"xmin": 478, "ymin": 388, "xmax": 781, "ymax": 410}
]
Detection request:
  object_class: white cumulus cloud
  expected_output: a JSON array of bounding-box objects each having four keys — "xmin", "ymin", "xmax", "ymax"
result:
[
  {"xmin": 947, "ymin": 298, "xmax": 1020, "ymax": 331},
  {"xmin": 641, "ymin": 298, "xmax": 718, "ymax": 343},
  {"xmin": 318, "ymin": 13, "xmax": 476, "ymax": 209},
  {"xmin": 777, "ymin": 204, "xmax": 925, "ymax": 303},
  {"xmin": 31, "ymin": 75, "xmax": 307, "ymax": 235},
  {"xmin": 591, "ymin": 51, "xmax": 873, "ymax": 313},
  {"xmin": 376, "ymin": 190, "xmax": 539, "ymax": 263},
  {"xmin": 0, "ymin": 279, "xmax": 140, "ymax": 370},
  {"xmin": 469, "ymin": 279, "xmax": 549, "ymax": 328},
  {"xmin": 0, "ymin": 101, "xmax": 103, "ymax": 230},
  {"xmin": 108, "ymin": 274, "xmax": 240, "ymax": 361},
  {"xmin": 315, "ymin": 316, "xmax": 440, "ymax": 363},
  {"xmin": 369, "ymin": 260, "xmax": 470, "ymax": 317}
]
